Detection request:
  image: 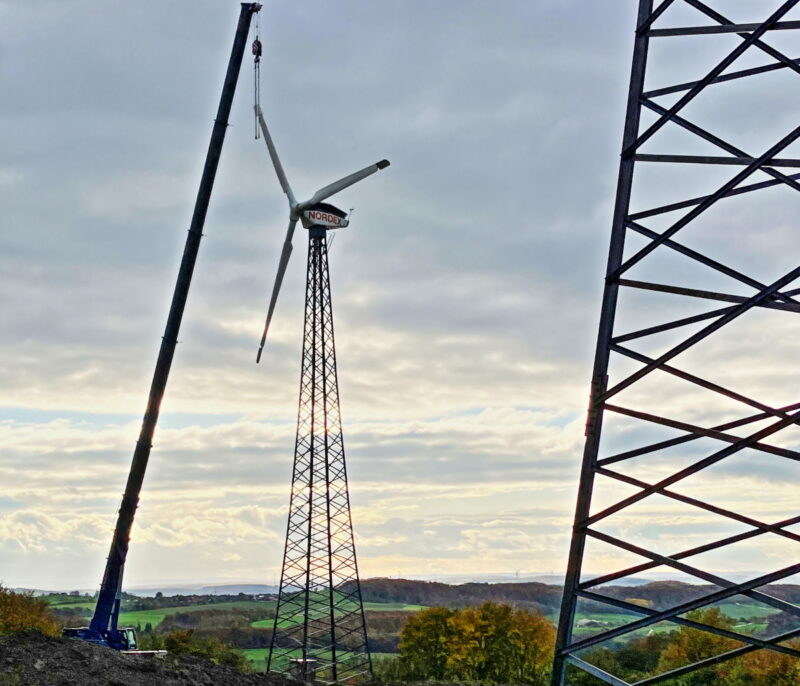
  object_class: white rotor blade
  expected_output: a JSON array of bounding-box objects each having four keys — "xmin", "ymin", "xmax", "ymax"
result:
[
  {"xmin": 298, "ymin": 159, "xmax": 390, "ymax": 209},
  {"xmin": 255, "ymin": 105, "xmax": 296, "ymax": 207},
  {"xmin": 256, "ymin": 217, "xmax": 298, "ymax": 363}
]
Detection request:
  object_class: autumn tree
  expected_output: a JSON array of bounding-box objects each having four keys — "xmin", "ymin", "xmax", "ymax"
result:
[
  {"xmin": 563, "ymin": 608, "xmax": 799, "ymax": 686},
  {"xmin": 398, "ymin": 606, "xmax": 455, "ymax": 679},
  {"xmin": 445, "ymin": 605, "xmax": 484, "ymax": 678},
  {"xmin": 0, "ymin": 585, "xmax": 60, "ymax": 636},
  {"xmin": 504, "ymin": 602, "xmax": 556, "ymax": 684},
  {"xmin": 727, "ymin": 641, "xmax": 800, "ymax": 686},
  {"xmin": 397, "ymin": 602, "xmax": 554, "ymax": 685},
  {"xmin": 656, "ymin": 608, "xmax": 740, "ymax": 685}
]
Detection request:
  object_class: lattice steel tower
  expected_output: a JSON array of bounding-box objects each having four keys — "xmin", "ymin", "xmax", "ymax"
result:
[
  {"xmin": 554, "ymin": 1, "xmax": 800, "ymax": 684},
  {"xmin": 266, "ymin": 225, "xmax": 371, "ymax": 683},
  {"xmin": 250, "ymin": 62, "xmax": 387, "ymax": 680}
]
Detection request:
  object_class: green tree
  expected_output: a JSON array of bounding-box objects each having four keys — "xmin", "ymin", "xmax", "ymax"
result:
[{"xmin": 615, "ymin": 634, "xmax": 671, "ymax": 679}]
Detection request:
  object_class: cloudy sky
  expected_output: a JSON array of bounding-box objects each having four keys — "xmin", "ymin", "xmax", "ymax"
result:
[{"xmin": 3, "ymin": 0, "xmax": 800, "ymax": 592}]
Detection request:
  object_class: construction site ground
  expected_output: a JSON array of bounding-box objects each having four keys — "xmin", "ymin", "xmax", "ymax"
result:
[{"xmin": 0, "ymin": 631, "xmax": 293, "ymax": 686}]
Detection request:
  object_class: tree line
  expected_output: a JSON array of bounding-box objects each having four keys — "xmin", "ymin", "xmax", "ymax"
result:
[{"xmin": 383, "ymin": 603, "xmax": 800, "ymax": 686}]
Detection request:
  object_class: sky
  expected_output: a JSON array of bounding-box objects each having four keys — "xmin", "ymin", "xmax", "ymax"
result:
[{"xmin": 3, "ymin": 0, "xmax": 800, "ymax": 592}]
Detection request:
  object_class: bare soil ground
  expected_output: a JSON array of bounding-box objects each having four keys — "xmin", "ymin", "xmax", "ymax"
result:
[{"xmin": 0, "ymin": 631, "xmax": 294, "ymax": 686}]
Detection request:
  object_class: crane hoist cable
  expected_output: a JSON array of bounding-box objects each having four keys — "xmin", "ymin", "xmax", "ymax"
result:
[{"xmin": 252, "ymin": 13, "xmax": 262, "ymax": 139}]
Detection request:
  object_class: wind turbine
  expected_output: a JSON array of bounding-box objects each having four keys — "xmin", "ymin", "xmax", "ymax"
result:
[
  {"xmin": 253, "ymin": 102, "xmax": 389, "ymax": 682},
  {"xmin": 254, "ymin": 104, "xmax": 389, "ymax": 362}
]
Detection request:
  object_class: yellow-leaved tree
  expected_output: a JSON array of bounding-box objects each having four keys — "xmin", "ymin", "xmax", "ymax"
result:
[
  {"xmin": 398, "ymin": 606, "xmax": 455, "ymax": 679},
  {"xmin": 659, "ymin": 608, "xmax": 736, "ymax": 660},
  {"xmin": 655, "ymin": 607, "xmax": 800, "ymax": 685},
  {"xmin": 730, "ymin": 641, "xmax": 800, "ymax": 686},
  {"xmin": 398, "ymin": 602, "xmax": 555, "ymax": 685},
  {"xmin": 0, "ymin": 585, "xmax": 60, "ymax": 636}
]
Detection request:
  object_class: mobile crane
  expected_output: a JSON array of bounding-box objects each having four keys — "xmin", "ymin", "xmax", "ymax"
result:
[{"xmin": 63, "ymin": 3, "xmax": 262, "ymax": 650}]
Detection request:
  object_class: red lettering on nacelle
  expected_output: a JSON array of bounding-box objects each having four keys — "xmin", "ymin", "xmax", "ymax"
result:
[{"xmin": 306, "ymin": 210, "xmax": 342, "ymax": 225}]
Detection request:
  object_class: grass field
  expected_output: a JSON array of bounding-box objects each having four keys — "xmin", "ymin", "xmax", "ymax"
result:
[
  {"xmin": 364, "ymin": 602, "xmax": 424, "ymax": 612},
  {"xmin": 546, "ymin": 611, "xmax": 635, "ymax": 633},
  {"xmin": 244, "ymin": 648, "xmax": 269, "ymax": 670},
  {"xmin": 46, "ymin": 593, "xmax": 423, "ymax": 633},
  {"xmin": 716, "ymin": 602, "xmax": 781, "ymax": 620},
  {"xmin": 242, "ymin": 648, "xmax": 393, "ymax": 671},
  {"xmin": 541, "ymin": 602, "xmax": 782, "ymax": 643},
  {"xmin": 250, "ymin": 603, "xmax": 425, "ymax": 629},
  {"xmin": 46, "ymin": 597, "xmax": 278, "ymax": 629},
  {"xmin": 50, "ymin": 594, "xmax": 780, "ymax": 645},
  {"xmin": 43, "ymin": 595, "xmax": 97, "ymax": 611},
  {"xmin": 119, "ymin": 600, "xmax": 276, "ymax": 628}
]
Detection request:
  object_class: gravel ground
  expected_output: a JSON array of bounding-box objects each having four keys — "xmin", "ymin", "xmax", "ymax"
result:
[{"xmin": 0, "ymin": 631, "xmax": 294, "ymax": 686}]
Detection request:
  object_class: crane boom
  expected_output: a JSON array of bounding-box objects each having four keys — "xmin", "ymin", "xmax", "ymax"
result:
[{"xmin": 87, "ymin": 3, "xmax": 262, "ymax": 646}]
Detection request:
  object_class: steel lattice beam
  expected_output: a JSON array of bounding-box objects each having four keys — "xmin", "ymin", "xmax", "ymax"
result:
[
  {"xmin": 267, "ymin": 228, "xmax": 371, "ymax": 683},
  {"xmin": 552, "ymin": 2, "xmax": 800, "ymax": 684}
]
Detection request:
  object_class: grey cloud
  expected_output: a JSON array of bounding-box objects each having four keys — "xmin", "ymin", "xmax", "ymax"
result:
[{"xmin": 5, "ymin": 1, "xmax": 800, "ymax": 588}]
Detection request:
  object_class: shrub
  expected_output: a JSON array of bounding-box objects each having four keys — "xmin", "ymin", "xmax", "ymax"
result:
[
  {"xmin": 372, "ymin": 654, "xmax": 408, "ymax": 681},
  {"xmin": 0, "ymin": 585, "xmax": 60, "ymax": 637},
  {"xmin": 162, "ymin": 629, "xmax": 250, "ymax": 671}
]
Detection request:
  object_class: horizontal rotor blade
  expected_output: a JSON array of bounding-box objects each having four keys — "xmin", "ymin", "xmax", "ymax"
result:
[
  {"xmin": 256, "ymin": 217, "xmax": 298, "ymax": 363},
  {"xmin": 298, "ymin": 159, "xmax": 390, "ymax": 209},
  {"xmin": 255, "ymin": 105, "xmax": 296, "ymax": 207}
]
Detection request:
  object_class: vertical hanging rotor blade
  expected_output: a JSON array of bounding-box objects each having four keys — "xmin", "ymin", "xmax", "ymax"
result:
[
  {"xmin": 255, "ymin": 105, "xmax": 296, "ymax": 206},
  {"xmin": 257, "ymin": 217, "xmax": 298, "ymax": 363}
]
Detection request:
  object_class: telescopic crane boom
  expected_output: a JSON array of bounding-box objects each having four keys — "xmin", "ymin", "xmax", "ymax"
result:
[{"xmin": 74, "ymin": 3, "xmax": 262, "ymax": 649}]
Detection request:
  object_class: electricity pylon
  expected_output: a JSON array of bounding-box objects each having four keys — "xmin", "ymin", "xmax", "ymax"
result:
[
  {"xmin": 553, "ymin": 1, "xmax": 800, "ymax": 684},
  {"xmin": 267, "ymin": 225, "xmax": 371, "ymax": 683}
]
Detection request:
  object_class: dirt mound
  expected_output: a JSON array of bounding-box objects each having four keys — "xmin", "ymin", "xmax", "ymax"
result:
[{"xmin": 0, "ymin": 631, "xmax": 294, "ymax": 686}]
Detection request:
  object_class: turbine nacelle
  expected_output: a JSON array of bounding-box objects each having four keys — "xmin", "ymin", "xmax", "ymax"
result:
[
  {"xmin": 301, "ymin": 203, "xmax": 349, "ymax": 230},
  {"xmin": 254, "ymin": 105, "xmax": 389, "ymax": 362}
]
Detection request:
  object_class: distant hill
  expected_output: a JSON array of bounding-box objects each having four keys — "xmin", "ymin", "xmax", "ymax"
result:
[
  {"xmin": 349, "ymin": 577, "xmax": 800, "ymax": 616},
  {"xmin": 126, "ymin": 584, "xmax": 279, "ymax": 597}
]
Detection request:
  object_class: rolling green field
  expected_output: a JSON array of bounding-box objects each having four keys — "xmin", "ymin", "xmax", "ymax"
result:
[
  {"xmin": 43, "ymin": 595, "xmax": 97, "ymax": 611},
  {"xmin": 49, "ymin": 592, "xmax": 782, "ymax": 660},
  {"xmin": 119, "ymin": 600, "xmax": 276, "ymax": 628},
  {"xmin": 242, "ymin": 648, "xmax": 395, "ymax": 670},
  {"xmin": 250, "ymin": 600, "xmax": 424, "ymax": 629},
  {"xmin": 716, "ymin": 602, "xmax": 781, "ymax": 620},
  {"xmin": 45, "ymin": 596, "xmax": 278, "ymax": 629},
  {"xmin": 250, "ymin": 618, "xmax": 273, "ymax": 629},
  {"xmin": 542, "ymin": 602, "xmax": 782, "ymax": 643},
  {"xmin": 47, "ymin": 594, "xmax": 424, "ymax": 633},
  {"xmin": 243, "ymin": 648, "xmax": 269, "ymax": 670},
  {"xmin": 545, "ymin": 612, "xmax": 637, "ymax": 638},
  {"xmin": 364, "ymin": 602, "xmax": 424, "ymax": 612}
]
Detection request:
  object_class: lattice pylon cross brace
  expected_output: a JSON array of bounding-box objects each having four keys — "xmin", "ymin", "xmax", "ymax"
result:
[{"xmin": 552, "ymin": 2, "xmax": 800, "ymax": 684}]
